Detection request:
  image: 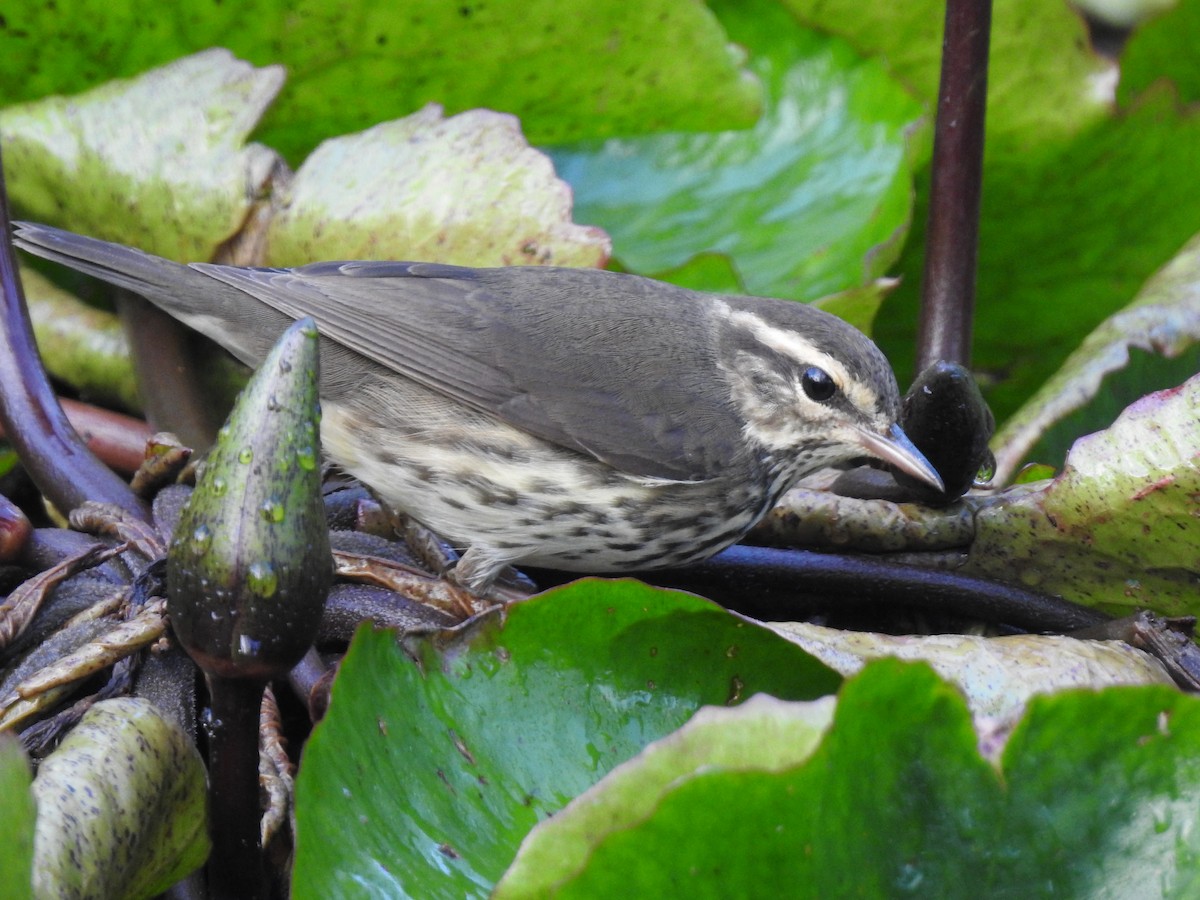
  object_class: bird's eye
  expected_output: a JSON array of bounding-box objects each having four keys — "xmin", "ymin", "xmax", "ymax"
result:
[{"xmin": 801, "ymin": 366, "xmax": 837, "ymax": 402}]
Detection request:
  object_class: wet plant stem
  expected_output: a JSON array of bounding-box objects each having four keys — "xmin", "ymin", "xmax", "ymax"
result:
[{"xmin": 205, "ymin": 676, "xmax": 266, "ymax": 900}]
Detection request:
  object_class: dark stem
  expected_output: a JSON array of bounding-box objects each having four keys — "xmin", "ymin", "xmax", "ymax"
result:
[
  {"xmin": 542, "ymin": 544, "xmax": 1108, "ymax": 634},
  {"xmin": 205, "ymin": 676, "xmax": 267, "ymax": 900},
  {"xmin": 117, "ymin": 293, "xmax": 223, "ymax": 450},
  {"xmin": 916, "ymin": 0, "xmax": 992, "ymax": 370},
  {"xmin": 0, "ymin": 145, "xmax": 151, "ymax": 521}
]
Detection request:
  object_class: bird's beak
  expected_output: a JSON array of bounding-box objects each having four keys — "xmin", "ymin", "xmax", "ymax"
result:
[{"xmin": 854, "ymin": 423, "xmax": 945, "ymax": 493}]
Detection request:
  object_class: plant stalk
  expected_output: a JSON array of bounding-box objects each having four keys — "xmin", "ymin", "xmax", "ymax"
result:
[{"xmin": 916, "ymin": 0, "xmax": 992, "ymax": 370}]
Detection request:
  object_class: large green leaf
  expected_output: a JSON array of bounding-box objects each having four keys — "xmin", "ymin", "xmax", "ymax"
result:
[
  {"xmin": 785, "ymin": 0, "xmax": 1110, "ymax": 151},
  {"xmin": 496, "ymin": 661, "xmax": 1200, "ymax": 897},
  {"xmin": 0, "ymin": 0, "xmax": 760, "ymax": 161},
  {"xmin": 291, "ymin": 579, "xmax": 839, "ymax": 899},
  {"xmin": 551, "ymin": 0, "xmax": 924, "ymax": 304}
]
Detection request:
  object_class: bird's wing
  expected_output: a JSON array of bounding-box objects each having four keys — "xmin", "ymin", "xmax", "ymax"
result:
[{"xmin": 195, "ymin": 261, "xmax": 750, "ymax": 482}]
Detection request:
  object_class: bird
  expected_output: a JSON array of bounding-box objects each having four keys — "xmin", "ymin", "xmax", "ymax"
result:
[{"xmin": 13, "ymin": 222, "xmax": 943, "ymax": 592}]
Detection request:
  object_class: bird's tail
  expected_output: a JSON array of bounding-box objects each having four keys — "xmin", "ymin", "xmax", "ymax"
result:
[{"xmin": 12, "ymin": 222, "xmax": 286, "ymax": 367}]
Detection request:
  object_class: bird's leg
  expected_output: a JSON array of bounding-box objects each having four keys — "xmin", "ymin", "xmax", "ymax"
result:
[
  {"xmin": 397, "ymin": 513, "xmax": 535, "ymax": 604},
  {"xmin": 450, "ymin": 545, "xmax": 537, "ymax": 604}
]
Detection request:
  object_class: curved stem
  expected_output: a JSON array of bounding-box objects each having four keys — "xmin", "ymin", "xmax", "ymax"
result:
[
  {"xmin": 535, "ymin": 544, "xmax": 1107, "ymax": 634},
  {"xmin": 0, "ymin": 146, "xmax": 150, "ymax": 521}
]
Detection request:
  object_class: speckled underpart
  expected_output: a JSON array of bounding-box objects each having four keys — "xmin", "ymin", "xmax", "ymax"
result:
[{"xmin": 324, "ymin": 385, "xmax": 860, "ymax": 590}]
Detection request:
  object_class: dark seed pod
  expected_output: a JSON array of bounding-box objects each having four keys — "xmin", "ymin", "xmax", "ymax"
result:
[
  {"xmin": 894, "ymin": 361, "xmax": 996, "ymax": 504},
  {"xmin": 167, "ymin": 318, "xmax": 331, "ymax": 681}
]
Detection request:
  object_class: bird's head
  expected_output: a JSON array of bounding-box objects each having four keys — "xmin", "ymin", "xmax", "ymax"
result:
[{"xmin": 717, "ymin": 296, "xmax": 944, "ymax": 492}]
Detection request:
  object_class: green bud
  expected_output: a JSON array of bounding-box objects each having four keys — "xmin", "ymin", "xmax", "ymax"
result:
[{"xmin": 167, "ymin": 318, "xmax": 331, "ymax": 680}]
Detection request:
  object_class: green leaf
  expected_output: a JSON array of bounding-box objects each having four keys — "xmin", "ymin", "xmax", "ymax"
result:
[
  {"xmin": 992, "ymin": 227, "xmax": 1200, "ymax": 482},
  {"xmin": 1118, "ymin": 0, "xmax": 1200, "ymax": 107},
  {"xmin": 785, "ymin": 0, "xmax": 1110, "ymax": 151},
  {"xmin": 496, "ymin": 661, "xmax": 1200, "ymax": 897},
  {"xmin": 31, "ymin": 697, "xmax": 210, "ymax": 900},
  {"xmin": 0, "ymin": 737, "xmax": 34, "ymax": 900},
  {"xmin": 0, "ymin": 49, "xmax": 282, "ymax": 260},
  {"xmin": 550, "ymin": 0, "xmax": 924, "ymax": 303},
  {"xmin": 291, "ymin": 579, "xmax": 840, "ymax": 898},
  {"xmin": 19, "ymin": 265, "xmax": 141, "ymax": 412},
  {"xmin": 494, "ymin": 693, "xmax": 836, "ymax": 897},
  {"xmin": 0, "ymin": 0, "xmax": 761, "ymax": 161},
  {"xmin": 967, "ymin": 374, "xmax": 1200, "ymax": 616},
  {"xmin": 265, "ymin": 105, "xmax": 610, "ymax": 268}
]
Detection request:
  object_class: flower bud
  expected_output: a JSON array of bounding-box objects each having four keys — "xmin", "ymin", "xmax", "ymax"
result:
[{"xmin": 167, "ymin": 318, "xmax": 331, "ymax": 681}]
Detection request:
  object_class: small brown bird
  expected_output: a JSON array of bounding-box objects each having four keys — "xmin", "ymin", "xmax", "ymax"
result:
[{"xmin": 14, "ymin": 223, "xmax": 942, "ymax": 590}]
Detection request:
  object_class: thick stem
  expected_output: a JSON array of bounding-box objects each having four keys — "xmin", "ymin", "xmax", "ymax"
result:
[
  {"xmin": 916, "ymin": 0, "xmax": 992, "ymax": 370},
  {"xmin": 535, "ymin": 544, "xmax": 1108, "ymax": 634},
  {"xmin": 117, "ymin": 293, "xmax": 223, "ymax": 450},
  {"xmin": 0, "ymin": 146, "xmax": 150, "ymax": 521},
  {"xmin": 205, "ymin": 676, "xmax": 267, "ymax": 900}
]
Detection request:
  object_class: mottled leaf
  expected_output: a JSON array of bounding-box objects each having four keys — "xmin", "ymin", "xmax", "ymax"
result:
[
  {"xmin": 1, "ymin": 49, "xmax": 283, "ymax": 260},
  {"xmin": 967, "ymin": 374, "xmax": 1200, "ymax": 615},
  {"xmin": 267, "ymin": 105, "xmax": 610, "ymax": 268}
]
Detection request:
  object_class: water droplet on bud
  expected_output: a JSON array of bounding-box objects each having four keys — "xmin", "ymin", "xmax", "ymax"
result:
[
  {"xmin": 297, "ymin": 446, "xmax": 318, "ymax": 471},
  {"xmin": 247, "ymin": 561, "xmax": 278, "ymax": 598},
  {"xmin": 192, "ymin": 524, "xmax": 212, "ymax": 549},
  {"xmin": 238, "ymin": 447, "xmax": 254, "ymax": 464},
  {"xmin": 260, "ymin": 499, "xmax": 285, "ymax": 523}
]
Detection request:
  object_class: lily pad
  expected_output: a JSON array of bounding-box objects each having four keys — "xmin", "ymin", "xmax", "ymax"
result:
[
  {"xmin": 0, "ymin": 0, "xmax": 761, "ymax": 161},
  {"xmin": 0, "ymin": 737, "xmax": 34, "ymax": 900},
  {"xmin": 550, "ymin": 0, "xmax": 924, "ymax": 304},
  {"xmin": 1, "ymin": 49, "xmax": 283, "ymax": 260},
  {"xmin": 267, "ymin": 105, "xmax": 610, "ymax": 268},
  {"xmin": 291, "ymin": 579, "xmax": 839, "ymax": 898},
  {"xmin": 769, "ymin": 621, "xmax": 1172, "ymax": 721},
  {"xmin": 1117, "ymin": 0, "xmax": 1200, "ymax": 106},
  {"xmin": 967, "ymin": 373, "xmax": 1200, "ymax": 615},
  {"xmin": 784, "ymin": 0, "xmax": 1111, "ymax": 150},
  {"xmin": 495, "ymin": 661, "xmax": 1200, "ymax": 897}
]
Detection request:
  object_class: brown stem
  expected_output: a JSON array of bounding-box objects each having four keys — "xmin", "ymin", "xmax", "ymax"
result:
[
  {"xmin": 0, "ymin": 397, "xmax": 154, "ymax": 476},
  {"xmin": 0, "ymin": 146, "xmax": 150, "ymax": 521},
  {"xmin": 117, "ymin": 293, "xmax": 223, "ymax": 450},
  {"xmin": 916, "ymin": 0, "xmax": 992, "ymax": 370}
]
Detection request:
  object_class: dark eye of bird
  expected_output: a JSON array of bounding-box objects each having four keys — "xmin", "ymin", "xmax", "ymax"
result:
[{"xmin": 801, "ymin": 366, "xmax": 837, "ymax": 402}]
